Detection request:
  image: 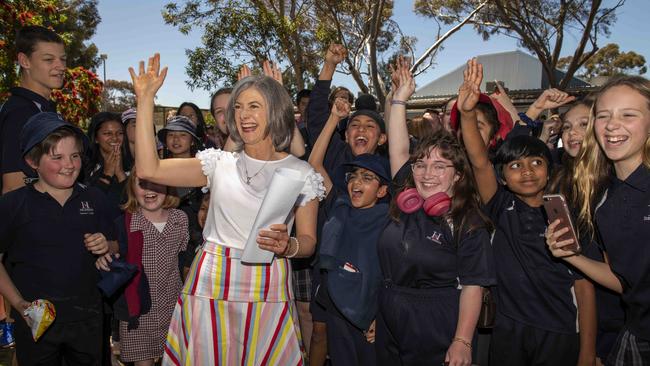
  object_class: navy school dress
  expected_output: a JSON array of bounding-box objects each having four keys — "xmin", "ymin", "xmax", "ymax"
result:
[
  {"xmin": 375, "ymin": 164, "xmax": 495, "ymax": 366},
  {"xmin": 485, "ymin": 185, "xmax": 582, "ymax": 366}
]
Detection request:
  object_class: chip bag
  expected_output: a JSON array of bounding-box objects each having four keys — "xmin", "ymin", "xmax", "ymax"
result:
[{"xmin": 23, "ymin": 299, "xmax": 56, "ymax": 341}]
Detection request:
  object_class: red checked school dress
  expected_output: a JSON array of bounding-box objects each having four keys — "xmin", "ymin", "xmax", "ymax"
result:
[
  {"xmin": 163, "ymin": 149, "xmax": 324, "ymax": 366},
  {"xmin": 120, "ymin": 209, "xmax": 189, "ymax": 362}
]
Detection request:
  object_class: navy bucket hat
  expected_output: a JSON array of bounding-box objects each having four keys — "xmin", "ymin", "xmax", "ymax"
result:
[
  {"xmin": 333, "ymin": 153, "xmax": 391, "ymax": 192},
  {"xmin": 20, "ymin": 112, "xmax": 88, "ymax": 156}
]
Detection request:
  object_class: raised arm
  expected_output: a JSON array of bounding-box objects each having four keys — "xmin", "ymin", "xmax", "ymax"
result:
[
  {"xmin": 308, "ymin": 98, "xmax": 351, "ymax": 195},
  {"xmin": 458, "ymin": 59, "xmax": 497, "ymax": 204},
  {"xmin": 129, "ymin": 54, "xmax": 205, "ymax": 187},
  {"xmin": 387, "ymin": 57, "xmax": 415, "ymax": 177},
  {"xmin": 525, "ymin": 88, "xmax": 575, "ymax": 121},
  {"xmin": 306, "ymin": 45, "xmax": 347, "ymax": 147}
]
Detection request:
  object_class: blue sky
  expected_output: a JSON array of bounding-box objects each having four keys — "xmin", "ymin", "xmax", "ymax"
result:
[{"xmin": 91, "ymin": 0, "xmax": 650, "ymax": 110}]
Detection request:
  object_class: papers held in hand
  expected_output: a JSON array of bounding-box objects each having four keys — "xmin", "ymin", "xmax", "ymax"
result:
[{"xmin": 241, "ymin": 168, "xmax": 306, "ymax": 264}]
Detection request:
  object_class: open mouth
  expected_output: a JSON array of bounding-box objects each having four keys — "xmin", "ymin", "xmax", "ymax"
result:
[
  {"xmin": 350, "ymin": 187, "xmax": 364, "ymax": 199},
  {"xmin": 144, "ymin": 192, "xmax": 159, "ymax": 203},
  {"xmin": 605, "ymin": 135, "xmax": 628, "ymax": 146},
  {"xmin": 353, "ymin": 136, "xmax": 368, "ymax": 148},
  {"xmin": 567, "ymin": 140, "xmax": 582, "ymax": 149},
  {"xmin": 240, "ymin": 123, "xmax": 258, "ymax": 134}
]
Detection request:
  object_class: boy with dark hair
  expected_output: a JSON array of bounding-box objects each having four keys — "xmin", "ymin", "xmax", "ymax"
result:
[
  {"xmin": 1, "ymin": 25, "xmax": 66, "ymax": 194},
  {"xmin": 0, "ymin": 112, "xmax": 115, "ymax": 365}
]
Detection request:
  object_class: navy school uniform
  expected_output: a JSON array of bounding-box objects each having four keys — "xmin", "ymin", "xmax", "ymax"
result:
[
  {"xmin": 375, "ymin": 164, "xmax": 495, "ymax": 366},
  {"xmin": 314, "ymin": 186, "xmax": 388, "ymax": 366},
  {"xmin": 0, "ymin": 182, "xmax": 115, "ymax": 365},
  {"xmin": 485, "ymin": 185, "xmax": 581, "ymax": 366},
  {"xmin": 595, "ymin": 165, "xmax": 650, "ymax": 365}
]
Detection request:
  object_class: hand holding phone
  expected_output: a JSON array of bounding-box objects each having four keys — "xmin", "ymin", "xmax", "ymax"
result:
[{"xmin": 543, "ymin": 194, "xmax": 580, "ymax": 253}]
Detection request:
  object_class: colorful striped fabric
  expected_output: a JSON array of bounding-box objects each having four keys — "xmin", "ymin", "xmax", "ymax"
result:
[{"xmin": 162, "ymin": 242, "xmax": 304, "ymax": 365}]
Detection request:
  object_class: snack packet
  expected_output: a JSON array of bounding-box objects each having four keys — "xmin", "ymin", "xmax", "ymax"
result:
[{"xmin": 23, "ymin": 299, "xmax": 56, "ymax": 341}]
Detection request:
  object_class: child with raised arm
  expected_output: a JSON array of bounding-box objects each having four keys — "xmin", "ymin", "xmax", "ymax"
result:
[
  {"xmin": 308, "ymin": 95, "xmax": 390, "ymax": 366},
  {"xmin": 374, "ymin": 58, "xmax": 494, "ymax": 366},
  {"xmin": 459, "ymin": 58, "xmax": 596, "ymax": 366},
  {"xmin": 546, "ymin": 76, "xmax": 650, "ymax": 365},
  {"xmin": 129, "ymin": 54, "xmax": 323, "ymax": 365}
]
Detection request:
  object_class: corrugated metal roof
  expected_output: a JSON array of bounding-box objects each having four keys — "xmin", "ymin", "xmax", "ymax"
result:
[{"xmin": 414, "ymin": 50, "xmax": 590, "ymax": 98}]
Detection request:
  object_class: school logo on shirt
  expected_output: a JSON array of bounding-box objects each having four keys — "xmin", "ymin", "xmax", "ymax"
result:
[
  {"xmin": 426, "ymin": 231, "xmax": 443, "ymax": 245},
  {"xmin": 80, "ymin": 201, "xmax": 94, "ymax": 215}
]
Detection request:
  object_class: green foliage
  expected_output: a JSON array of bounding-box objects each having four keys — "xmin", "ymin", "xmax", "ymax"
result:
[
  {"xmin": 163, "ymin": 0, "xmax": 321, "ymax": 92},
  {"xmin": 558, "ymin": 43, "xmax": 647, "ymax": 79},
  {"xmin": 102, "ymin": 79, "xmax": 136, "ymax": 113},
  {"xmin": 414, "ymin": 0, "xmax": 625, "ymax": 88}
]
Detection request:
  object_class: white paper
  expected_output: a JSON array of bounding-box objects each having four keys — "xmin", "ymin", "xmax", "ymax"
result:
[{"xmin": 241, "ymin": 168, "xmax": 306, "ymax": 264}]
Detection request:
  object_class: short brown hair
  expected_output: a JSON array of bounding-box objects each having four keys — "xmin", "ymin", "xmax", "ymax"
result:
[
  {"xmin": 121, "ymin": 167, "xmax": 180, "ymax": 213},
  {"xmin": 24, "ymin": 128, "xmax": 83, "ymax": 166}
]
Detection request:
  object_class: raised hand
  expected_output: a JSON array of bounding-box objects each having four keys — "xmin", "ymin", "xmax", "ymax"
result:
[
  {"xmin": 530, "ymin": 88, "xmax": 576, "ymax": 113},
  {"xmin": 331, "ymin": 98, "xmax": 351, "ymax": 119},
  {"xmin": 325, "ymin": 44, "xmax": 347, "ymax": 66},
  {"xmin": 458, "ymin": 58, "xmax": 483, "ymax": 114},
  {"xmin": 262, "ymin": 60, "xmax": 283, "ymax": 85},
  {"xmin": 237, "ymin": 64, "xmax": 252, "ymax": 81},
  {"xmin": 129, "ymin": 53, "xmax": 168, "ymax": 98},
  {"xmin": 392, "ymin": 56, "xmax": 415, "ymax": 103}
]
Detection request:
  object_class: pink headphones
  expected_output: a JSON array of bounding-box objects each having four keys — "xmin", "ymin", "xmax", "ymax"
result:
[{"xmin": 396, "ymin": 189, "xmax": 451, "ymax": 217}]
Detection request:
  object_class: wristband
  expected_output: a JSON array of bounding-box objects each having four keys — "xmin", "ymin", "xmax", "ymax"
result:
[
  {"xmin": 452, "ymin": 337, "xmax": 472, "ymax": 350},
  {"xmin": 390, "ymin": 99, "xmax": 407, "ymax": 106},
  {"xmin": 286, "ymin": 237, "xmax": 300, "ymax": 258}
]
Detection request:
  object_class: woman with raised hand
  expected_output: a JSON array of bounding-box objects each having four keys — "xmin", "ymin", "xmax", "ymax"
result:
[{"xmin": 129, "ymin": 54, "xmax": 324, "ymax": 365}]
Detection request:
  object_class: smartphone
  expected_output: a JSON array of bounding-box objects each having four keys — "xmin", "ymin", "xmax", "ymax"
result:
[{"xmin": 543, "ymin": 194, "xmax": 580, "ymax": 253}]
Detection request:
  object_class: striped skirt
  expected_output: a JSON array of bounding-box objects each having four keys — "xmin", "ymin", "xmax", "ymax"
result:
[{"xmin": 163, "ymin": 243, "xmax": 304, "ymax": 366}]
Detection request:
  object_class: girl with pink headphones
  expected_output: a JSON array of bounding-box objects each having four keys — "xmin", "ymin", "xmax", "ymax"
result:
[{"xmin": 374, "ymin": 58, "xmax": 495, "ymax": 366}]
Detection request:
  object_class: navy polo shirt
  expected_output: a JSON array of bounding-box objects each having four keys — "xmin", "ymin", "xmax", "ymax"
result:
[
  {"xmin": 0, "ymin": 87, "xmax": 57, "ymax": 180},
  {"xmin": 0, "ymin": 183, "xmax": 114, "ymax": 322},
  {"xmin": 596, "ymin": 164, "xmax": 650, "ymax": 341},
  {"xmin": 378, "ymin": 163, "xmax": 495, "ymax": 289},
  {"xmin": 485, "ymin": 185, "xmax": 580, "ymax": 334}
]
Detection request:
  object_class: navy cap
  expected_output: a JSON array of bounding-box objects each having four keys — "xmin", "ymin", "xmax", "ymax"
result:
[
  {"xmin": 20, "ymin": 112, "xmax": 87, "ymax": 156},
  {"xmin": 343, "ymin": 153, "xmax": 391, "ymax": 182},
  {"xmin": 157, "ymin": 115, "xmax": 201, "ymax": 145},
  {"xmin": 355, "ymin": 94, "xmax": 377, "ymax": 111},
  {"xmin": 349, "ymin": 109, "xmax": 385, "ymax": 133}
]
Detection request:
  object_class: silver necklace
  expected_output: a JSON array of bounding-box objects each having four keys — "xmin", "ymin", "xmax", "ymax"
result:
[{"xmin": 242, "ymin": 155, "xmax": 269, "ymax": 185}]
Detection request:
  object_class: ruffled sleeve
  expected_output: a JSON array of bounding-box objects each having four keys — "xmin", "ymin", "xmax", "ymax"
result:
[
  {"xmin": 298, "ymin": 169, "xmax": 326, "ymax": 206},
  {"xmin": 195, "ymin": 148, "xmax": 230, "ymax": 193}
]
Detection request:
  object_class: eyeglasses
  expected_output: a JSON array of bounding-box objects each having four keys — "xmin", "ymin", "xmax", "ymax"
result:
[
  {"xmin": 411, "ymin": 162, "xmax": 454, "ymax": 177},
  {"xmin": 345, "ymin": 172, "xmax": 380, "ymax": 184}
]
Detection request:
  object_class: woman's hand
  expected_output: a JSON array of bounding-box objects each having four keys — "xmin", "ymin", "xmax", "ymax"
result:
[
  {"xmin": 364, "ymin": 320, "xmax": 376, "ymax": 343},
  {"xmin": 392, "ymin": 56, "xmax": 415, "ymax": 103},
  {"xmin": 262, "ymin": 60, "xmax": 283, "ymax": 85},
  {"xmin": 84, "ymin": 233, "xmax": 109, "ymax": 255},
  {"xmin": 458, "ymin": 58, "xmax": 483, "ymax": 115},
  {"xmin": 545, "ymin": 219, "xmax": 579, "ymax": 258},
  {"xmin": 257, "ymin": 224, "xmax": 290, "ymax": 255},
  {"xmin": 445, "ymin": 339, "xmax": 472, "ymax": 366},
  {"xmin": 95, "ymin": 253, "xmax": 118, "ymax": 272},
  {"xmin": 129, "ymin": 53, "xmax": 168, "ymax": 98}
]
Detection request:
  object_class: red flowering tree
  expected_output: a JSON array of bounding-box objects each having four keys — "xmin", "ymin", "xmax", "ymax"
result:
[{"xmin": 51, "ymin": 67, "xmax": 103, "ymax": 128}]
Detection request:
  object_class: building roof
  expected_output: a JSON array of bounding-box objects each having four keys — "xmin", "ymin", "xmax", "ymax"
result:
[{"xmin": 414, "ymin": 50, "xmax": 590, "ymax": 99}]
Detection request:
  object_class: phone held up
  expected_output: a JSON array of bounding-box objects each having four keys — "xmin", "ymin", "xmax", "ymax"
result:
[{"xmin": 542, "ymin": 194, "xmax": 581, "ymax": 253}]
